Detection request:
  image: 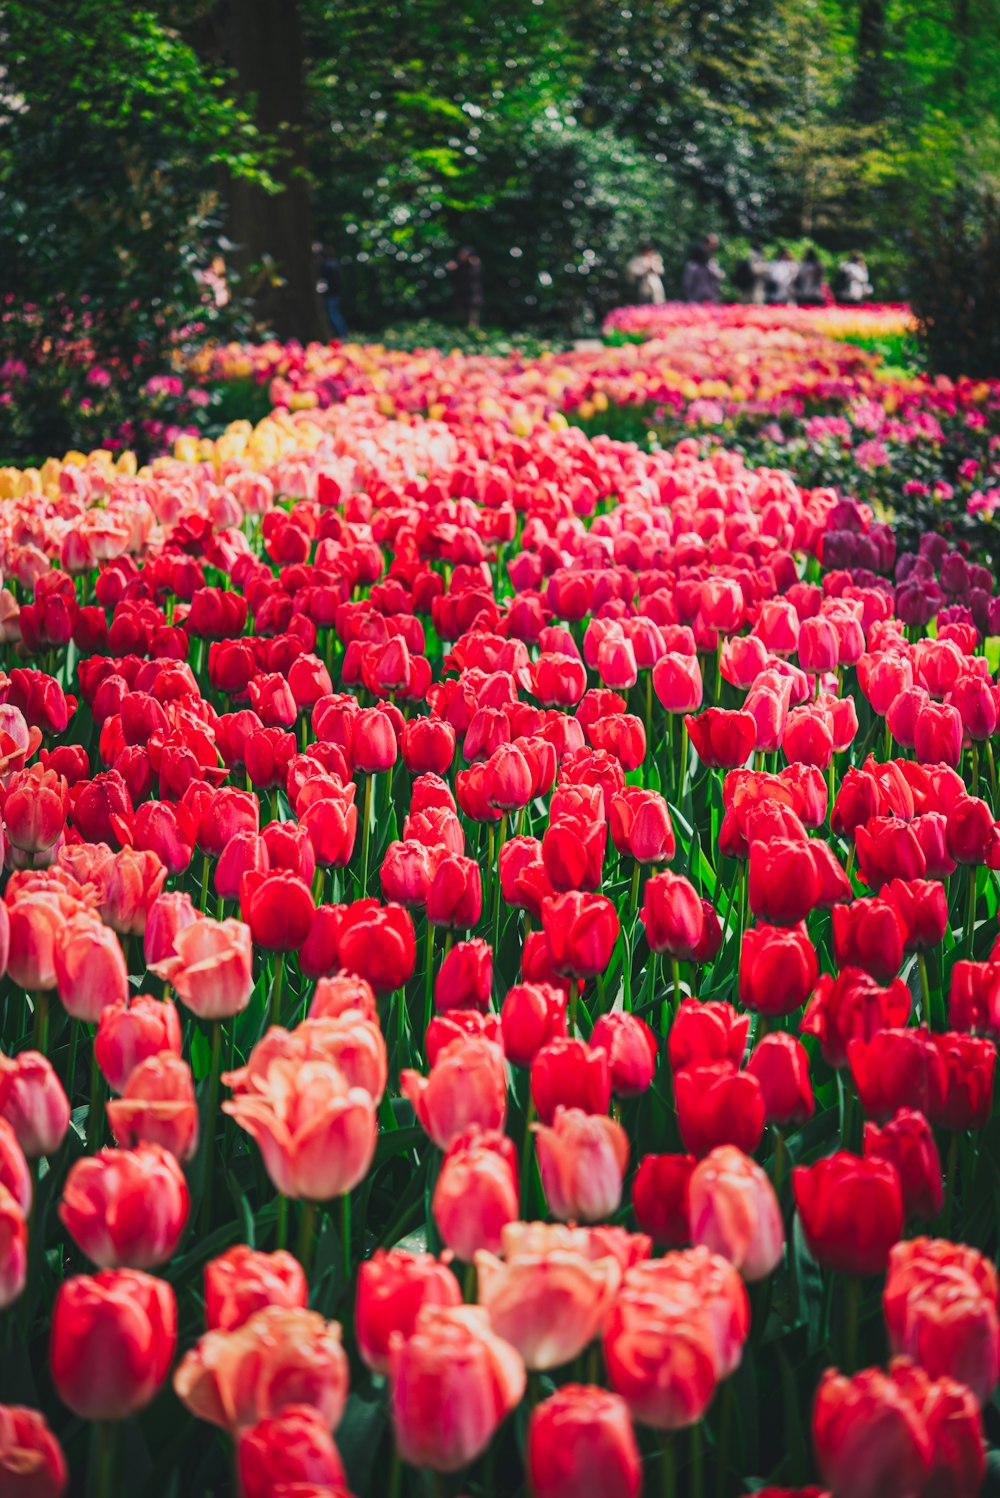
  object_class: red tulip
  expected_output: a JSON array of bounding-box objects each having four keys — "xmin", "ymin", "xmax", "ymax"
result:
[
  {"xmin": 863, "ymin": 1110, "xmax": 943, "ymax": 1223},
  {"xmin": 746, "ymin": 1032, "xmax": 814, "ymax": 1126},
  {"xmin": 527, "ymin": 1385, "xmax": 641, "ymax": 1498},
  {"xmin": 631, "ymin": 1153, "xmax": 694, "ymax": 1246},
  {"xmin": 882, "ymin": 878, "xmax": 948, "ymax": 952},
  {"xmin": 434, "ymin": 937, "xmax": 492, "ymax": 1013},
  {"xmin": 884, "ymin": 1238, "xmax": 1000, "ymax": 1405},
  {"xmin": 153, "ymin": 916, "xmax": 253, "ymax": 1020},
  {"xmin": 427, "ymin": 854, "xmax": 483, "ymax": 929},
  {"xmin": 813, "ymin": 1364, "xmax": 933, "ymax": 1498},
  {"xmin": 832, "ymin": 898, "xmax": 907, "ymax": 984},
  {"xmin": 388, "ymin": 1303, "xmax": 525, "ymax": 1472},
  {"xmin": 801, "ymin": 967, "xmax": 913, "ymax": 1068},
  {"xmin": 675, "ymin": 1063, "xmax": 765, "ymax": 1157},
  {"xmin": 542, "ymin": 891, "xmax": 619, "ymax": 978},
  {"xmin": 204, "ymin": 1245, "xmax": 308, "ymax": 1332},
  {"xmin": 640, "ymin": 871, "xmax": 704, "ymax": 957},
  {"xmin": 355, "ymin": 1249, "xmax": 461, "ymax": 1375},
  {"xmin": 0, "ymin": 1052, "xmax": 70, "ymax": 1159},
  {"xmin": 59, "ymin": 1145, "xmax": 189, "ymax": 1269},
  {"xmin": 0, "ymin": 1405, "xmax": 67, "ymax": 1498},
  {"xmin": 531, "ymin": 1038, "xmax": 611, "ymax": 1124},
  {"xmin": 668, "ymin": 999, "xmax": 749, "ymax": 1073},
  {"xmin": 501, "ymin": 982, "xmax": 567, "ymax": 1067},
  {"xmin": 739, "ymin": 922, "xmax": 818, "ymax": 1017},
  {"xmin": 51, "ymin": 1270, "xmax": 177, "ymax": 1420},
  {"xmin": 335, "ymin": 900, "xmax": 416, "ymax": 991},
  {"xmin": 237, "ymin": 1406, "xmax": 347, "ymax": 1498},
  {"xmin": 793, "ymin": 1152, "xmax": 903, "ymax": 1275},
  {"xmin": 685, "ymin": 709, "xmax": 756, "ymax": 769},
  {"xmin": 590, "ymin": 1013, "xmax": 658, "ymax": 1097},
  {"xmin": 932, "ymin": 1032, "xmax": 996, "ymax": 1130}
]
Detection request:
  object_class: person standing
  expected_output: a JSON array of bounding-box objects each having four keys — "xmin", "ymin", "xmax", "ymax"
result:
[
  {"xmin": 795, "ymin": 248, "xmax": 825, "ymax": 306},
  {"xmin": 682, "ymin": 243, "xmax": 724, "ymax": 303},
  {"xmin": 448, "ymin": 246, "xmax": 483, "ymax": 329},
  {"xmin": 838, "ymin": 252, "xmax": 873, "ymax": 304},
  {"xmin": 766, "ymin": 247, "xmax": 799, "ymax": 305},
  {"xmin": 626, "ymin": 243, "xmax": 666, "ymax": 304}
]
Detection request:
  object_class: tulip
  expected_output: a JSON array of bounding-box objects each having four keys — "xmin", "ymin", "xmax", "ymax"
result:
[
  {"xmin": 541, "ymin": 891, "xmax": 619, "ymax": 978},
  {"xmin": 590, "ymin": 1012, "xmax": 658, "ymax": 1097},
  {"xmin": 53, "ymin": 912, "xmax": 128, "ymax": 1024},
  {"xmin": 668, "ymin": 999, "xmax": 749, "ymax": 1072},
  {"xmin": 106, "ymin": 1054, "xmax": 199, "ymax": 1162},
  {"xmin": 609, "ymin": 787, "xmax": 675, "ymax": 864},
  {"xmin": 96, "ymin": 848, "xmax": 167, "ymax": 936},
  {"xmin": 237, "ymin": 1405, "xmax": 347, "ymax": 1498},
  {"xmin": 0, "ymin": 1186, "xmax": 26, "ymax": 1310},
  {"xmin": 688, "ymin": 1145, "xmax": 784, "ymax": 1282},
  {"xmin": 531, "ymin": 1038, "xmax": 611, "ymax": 1123},
  {"xmin": 793, "ymin": 1152, "xmax": 903, "ymax": 1275},
  {"xmin": 739, "ymin": 922, "xmax": 818, "ymax": 1017},
  {"xmin": 401, "ymin": 1036, "xmax": 507, "ymax": 1149},
  {"xmin": 675, "ymin": 1063, "xmax": 765, "ymax": 1157},
  {"xmin": 855, "ymin": 817, "xmax": 927, "ymax": 890},
  {"xmin": 336, "ymin": 899, "xmax": 416, "ymax": 992},
  {"xmin": 51, "ymin": 1269, "xmax": 177, "ymax": 1420},
  {"xmin": 427, "ymin": 853, "xmax": 483, "ymax": 929},
  {"xmin": 351, "ymin": 707, "xmax": 398, "ymax": 773},
  {"xmin": 476, "ymin": 1246, "xmax": 620, "ymax": 1371},
  {"xmin": 863, "ymin": 1110, "xmax": 943, "ymax": 1223},
  {"xmin": 389, "ymin": 1303, "xmax": 525, "ymax": 1471},
  {"xmin": 204, "ymin": 1245, "xmax": 308, "ymax": 1332},
  {"xmin": 0, "ymin": 1119, "xmax": 31, "ymax": 1217},
  {"xmin": 224, "ymin": 1058, "xmax": 376, "ymax": 1201},
  {"xmin": 432, "ymin": 1129, "xmax": 519, "ymax": 1261},
  {"xmin": 527, "ymin": 1385, "xmax": 641, "ymax": 1498},
  {"xmin": 801, "ymin": 967, "xmax": 913, "ymax": 1068},
  {"xmin": 640, "ymin": 871, "xmax": 704, "ymax": 957},
  {"xmin": 0, "ymin": 1405, "xmax": 68, "ymax": 1498},
  {"xmin": 58, "ymin": 1145, "xmax": 189, "ymax": 1269},
  {"xmin": 6, "ymin": 896, "xmax": 62, "ymax": 993},
  {"xmin": 241, "ymin": 871, "xmax": 315, "ymax": 952},
  {"xmin": 152, "ymin": 916, "xmax": 253, "ymax": 1020},
  {"xmin": 542, "ymin": 817, "xmax": 606, "ymax": 892},
  {"xmin": 631, "ymin": 1153, "xmax": 694, "ymax": 1246},
  {"xmin": 832, "ymin": 898, "xmax": 907, "ymax": 984},
  {"xmin": 433, "ymin": 937, "xmax": 492, "ymax": 1013},
  {"xmin": 882, "ymin": 877, "xmax": 948, "ymax": 952},
  {"xmin": 0, "ymin": 1052, "xmax": 70, "ymax": 1159},
  {"xmin": 534, "ymin": 1106, "xmax": 629, "ymax": 1222},
  {"xmin": 355, "ymin": 1249, "xmax": 462, "ymax": 1375},
  {"xmin": 501, "ymin": 982, "xmax": 567, "ymax": 1067},
  {"xmin": 831, "ymin": 767, "xmax": 881, "ymax": 838},
  {"xmin": 848, "ymin": 1027, "xmax": 948, "ymax": 1124},
  {"xmin": 813, "ymin": 1364, "xmax": 933, "ymax": 1498},
  {"xmin": 933, "ymin": 1031, "xmax": 996, "ymax": 1129},
  {"xmin": 143, "ymin": 890, "xmax": 200, "ymax": 967},
  {"xmin": 884, "ymin": 1239, "xmax": 1000, "ymax": 1405},
  {"xmin": 401, "ymin": 717, "xmax": 456, "ymax": 775},
  {"xmin": 2, "ymin": 765, "xmax": 67, "ymax": 855},
  {"xmin": 747, "ymin": 838, "xmax": 820, "ymax": 927},
  {"xmin": 603, "ymin": 1276, "xmax": 719, "ymax": 1428},
  {"xmin": 685, "ymin": 708, "xmax": 756, "ymax": 768},
  {"xmin": 889, "ymin": 1358, "xmax": 985, "ymax": 1498},
  {"xmin": 746, "ymin": 1032, "xmax": 814, "ymax": 1126},
  {"xmin": 174, "ymin": 1305, "xmax": 348, "ymax": 1433}
]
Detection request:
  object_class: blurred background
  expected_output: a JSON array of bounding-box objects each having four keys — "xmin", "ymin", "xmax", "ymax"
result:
[{"xmin": 2, "ymin": 0, "xmax": 999, "ymax": 446}]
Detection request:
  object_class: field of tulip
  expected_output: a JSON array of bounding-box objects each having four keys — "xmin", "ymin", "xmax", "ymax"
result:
[{"xmin": 1, "ymin": 334, "xmax": 1000, "ymax": 1498}]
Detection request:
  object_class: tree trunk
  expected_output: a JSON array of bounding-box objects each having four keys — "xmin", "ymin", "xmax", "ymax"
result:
[{"xmin": 219, "ymin": 0, "xmax": 322, "ymax": 339}]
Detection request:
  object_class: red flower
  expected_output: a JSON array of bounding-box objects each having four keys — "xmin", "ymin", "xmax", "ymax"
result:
[
  {"xmin": 792, "ymin": 1152, "xmax": 903, "ymax": 1275},
  {"xmin": 674, "ymin": 1063, "xmax": 765, "ymax": 1157},
  {"xmin": 684, "ymin": 709, "xmax": 756, "ymax": 769}
]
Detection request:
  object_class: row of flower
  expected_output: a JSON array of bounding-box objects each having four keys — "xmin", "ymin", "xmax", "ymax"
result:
[{"xmin": 0, "ymin": 341, "xmax": 999, "ymax": 1498}]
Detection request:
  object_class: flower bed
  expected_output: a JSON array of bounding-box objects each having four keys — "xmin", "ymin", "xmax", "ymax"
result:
[{"xmin": 0, "ymin": 352, "xmax": 997, "ymax": 1497}]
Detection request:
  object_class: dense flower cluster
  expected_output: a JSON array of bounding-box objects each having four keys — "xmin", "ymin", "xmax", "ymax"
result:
[{"xmin": 0, "ymin": 325, "xmax": 998, "ymax": 1497}]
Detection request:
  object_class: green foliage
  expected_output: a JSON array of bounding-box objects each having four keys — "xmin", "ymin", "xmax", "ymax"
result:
[{"xmin": 908, "ymin": 189, "xmax": 1000, "ymax": 379}]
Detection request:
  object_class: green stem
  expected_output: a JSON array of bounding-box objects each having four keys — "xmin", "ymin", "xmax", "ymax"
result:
[
  {"xmin": 94, "ymin": 1421, "xmax": 119, "ymax": 1498},
  {"xmin": 297, "ymin": 1199, "xmax": 318, "ymax": 1276},
  {"xmin": 386, "ymin": 1446, "xmax": 403, "ymax": 1498},
  {"xmin": 629, "ymin": 860, "xmax": 641, "ymax": 925},
  {"xmin": 715, "ymin": 1381, "xmax": 734, "ymax": 1498},
  {"xmin": 646, "ymin": 670, "xmax": 653, "ymax": 749},
  {"xmin": 971, "ymin": 741, "xmax": 980, "ymax": 796},
  {"xmin": 671, "ymin": 956, "xmax": 682, "ymax": 1011},
  {"xmin": 200, "ymin": 1021, "xmax": 222, "ymax": 1236},
  {"xmin": 66, "ymin": 1018, "xmax": 80, "ymax": 1104},
  {"xmin": 360, "ymin": 773, "xmax": 374, "ymax": 896},
  {"xmin": 271, "ymin": 951, "xmax": 285, "ymax": 1029},
  {"xmin": 275, "ymin": 1194, "xmax": 289, "ymax": 1251},
  {"xmin": 883, "ymin": 719, "xmax": 891, "ymax": 762},
  {"xmin": 199, "ymin": 852, "xmax": 211, "ymax": 914},
  {"xmin": 690, "ymin": 1421, "xmax": 704, "ymax": 1498},
  {"xmin": 986, "ymin": 738, "xmax": 999, "ymax": 810},
  {"xmin": 661, "ymin": 1434, "xmax": 677, "ymax": 1498},
  {"xmin": 88, "ymin": 1040, "xmax": 105, "ymax": 1153},
  {"xmin": 918, "ymin": 950, "xmax": 935, "ymax": 1029},
  {"xmin": 520, "ymin": 1099, "xmax": 536, "ymax": 1216},
  {"xmin": 32, "ymin": 991, "xmax": 49, "ymax": 1054},
  {"xmin": 965, "ymin": 864, "xmax": 977, "ymax": 959},
  {"xmin": 341, "ymin": 1190, "xmax": 352, "ymax": 1283}
]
